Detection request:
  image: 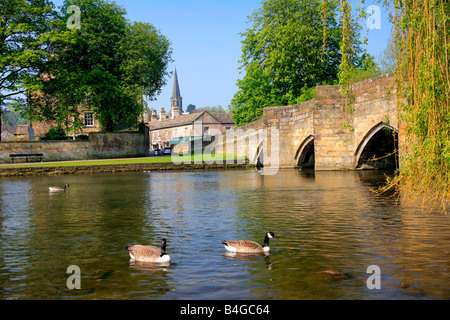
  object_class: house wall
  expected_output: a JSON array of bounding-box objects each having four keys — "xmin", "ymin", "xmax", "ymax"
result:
[
  {"xmin": 30, "ymin": 111, "xmax": 102, "ymax": 139},
  {"xmin": 148, "ymin": 112, "xmax": 235, "ymax": 148},
  {"xmin": 150, "ymin": 124, "xmax": 195, "ymax": 148},
  {"xmin": 1, "ymin": 130, "xmax": 16, "ymax": 142}
]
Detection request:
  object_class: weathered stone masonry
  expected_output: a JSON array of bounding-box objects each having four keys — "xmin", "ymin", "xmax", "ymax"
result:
[
  {"xmin": 236, "ymin": 73, "xmax": 400, "ymax": 170},
  {"xmin": 0, "ymin": 132, "xmax": 148, "ymax": 163}
]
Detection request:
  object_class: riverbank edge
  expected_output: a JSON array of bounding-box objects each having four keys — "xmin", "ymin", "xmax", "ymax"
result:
[{"xmin": 0, "ymin": 161, "xmax": 253, "ymax": 177}]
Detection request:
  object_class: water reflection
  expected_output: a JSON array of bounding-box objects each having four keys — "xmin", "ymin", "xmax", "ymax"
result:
[
  {"xmin": 129, "ymin": 260, "xmax": 171, "ymax": 271},
  {"xmin": 0, "ymin": 179, "xmax": 34, "ymax": 299},
  {"xmin": 224, "ymin": 252, "xmax": 273, "ymax": 270},
  {"xmin": 0, "ymin": 170, "xmax": 449, "ymax": 300}
]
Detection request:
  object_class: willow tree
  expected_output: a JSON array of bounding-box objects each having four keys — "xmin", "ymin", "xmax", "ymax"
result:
[
  {"xmin": 337, "ymin": 0, "xmax": 449, "ymax": 212},
  {"xmin": 383, "ymin": 0, "xmax": 450, "ymax": 212}
]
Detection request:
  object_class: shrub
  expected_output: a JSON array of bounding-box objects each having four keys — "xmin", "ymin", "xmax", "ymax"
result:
[{"xmin": 42, "ymin": 127, "xmax": 67, "ymax": 140}]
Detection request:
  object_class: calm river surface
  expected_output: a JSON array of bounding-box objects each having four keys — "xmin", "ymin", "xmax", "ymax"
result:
[{"xmin": 0, "ymin": 169, "xmax": 449, "ymax": 300}]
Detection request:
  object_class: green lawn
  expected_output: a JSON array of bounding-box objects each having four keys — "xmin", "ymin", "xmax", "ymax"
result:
[{"xmin": 1, "ymin": 154, "xmax": 247, "ymax": 168}]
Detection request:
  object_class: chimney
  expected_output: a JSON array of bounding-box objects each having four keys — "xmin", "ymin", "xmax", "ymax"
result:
[
  {"xmin": 151, "ymin": 109, "xmax": 158, "ymax": 122},
  {"xmin": 159, "ymin": 107, "xmax": 166, "ymax": 121},
  {"xmin": 171, "ymin": 106, "xmax": 180, "ymax": 119}
]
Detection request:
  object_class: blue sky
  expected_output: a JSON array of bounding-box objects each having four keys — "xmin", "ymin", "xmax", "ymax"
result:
[{"xmin": 51, "ymin": 0, "xmax": 392, "ymax": 113}]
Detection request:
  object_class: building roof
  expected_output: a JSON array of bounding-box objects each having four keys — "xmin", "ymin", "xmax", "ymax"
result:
[
  {"xmin": 1, "ymin": 125, "xmax": 28, "ymax": 135},
  {"xmin": 209, "ymin": 112, "xmax": 235, "ymax": 124},
  {"xmin": 148, "ymin": 111, "xmax": 235, "ymax": 130}
]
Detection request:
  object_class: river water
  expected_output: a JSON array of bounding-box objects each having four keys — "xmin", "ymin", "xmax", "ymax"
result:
[{"xmin": 0, "ymin": 169, "xmax": 449, "ymax": 300}]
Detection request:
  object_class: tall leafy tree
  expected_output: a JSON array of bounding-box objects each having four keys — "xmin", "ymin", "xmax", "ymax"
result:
[
  {"xmin": 119, "ymin": 21, "xmax": 173, "ymax": 127},
  {"xmin": 0, "ymin": 0, "xmax": 54, "ymax": 139},
  {"xmin": 186, "ymin": 104, "xmax": 196, "ymax": 114},
  {"xmin": 231, "ymin": 0, "xmax": 364, "ymax": 126},
  {"xmin": 25, "ymin": 0, "xmax": 172, "ymax": 132}
]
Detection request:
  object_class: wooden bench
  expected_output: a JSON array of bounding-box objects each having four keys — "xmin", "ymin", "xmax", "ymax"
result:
[{"xmin": 10, "ymin": 153, "xmax": 44, "ymax": 163}]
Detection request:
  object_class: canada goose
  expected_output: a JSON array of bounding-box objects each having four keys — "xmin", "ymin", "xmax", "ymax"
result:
[
  {"xmin": 222, "ymin": 232, "xmax": 279, "ymax": 254},
  {"xmin": 49, "ymin": 184, "xmax": 70, "ymax": 192},
  {"xmin": 125, "ymin": 238, "xmax": 171, "ymax": 263}
]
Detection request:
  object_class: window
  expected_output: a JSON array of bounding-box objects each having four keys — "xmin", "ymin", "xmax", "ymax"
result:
[
  {"xmin": 165, "ymin": 130, "xmax": 168, "ymax": 139},
  {"xmin": 174, "ymin": 129, "xmax": 178, "ymax": 137},
  {"xmin": 84, "ymin": 113, "xmax": 94, "ymax": 127},
  {"xmin": 185, "ymin": 127, "xmax": 188, "ymax": 136},
  {"xmin": 204, "ymin": 127, "xmax": 209, "ymax": 135},
  {"xmin": 226, "ymin": 127, "xmax": 231, "ymax": 131}
]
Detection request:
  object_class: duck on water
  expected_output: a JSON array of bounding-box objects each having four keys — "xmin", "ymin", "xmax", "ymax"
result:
[
  {"xmin": 222, "ymin": 232, "xmax": 279, "ymax": 254},
  {"xmin": 49, "ymin": 184, "xmax": 70, "ymax": 192},
  {"xmin": 125, "ymin": 238, "xmax": 171, "ymax": 263}
]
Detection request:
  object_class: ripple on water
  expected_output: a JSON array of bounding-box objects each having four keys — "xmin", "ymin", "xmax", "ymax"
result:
[{"xmin": 0, "ymin": 171, "xmax": 449, "ymax": 300}]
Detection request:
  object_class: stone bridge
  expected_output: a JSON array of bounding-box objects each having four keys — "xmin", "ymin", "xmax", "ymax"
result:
[{"xmin": 228, "ymin": 73, "xmax": 402, "ymax": 171}]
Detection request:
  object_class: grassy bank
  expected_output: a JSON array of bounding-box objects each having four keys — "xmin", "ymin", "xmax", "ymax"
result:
[
  {"xmin": 0, "ymin": 154, "xmax": 249, "ymax": 176},
  {"xmin": 0, "ymin": 154, "xmax": 247, "ymax": 168},
  {"xmin": 1, "ymin": 156, "xmax": 173, "ymax": 168}
]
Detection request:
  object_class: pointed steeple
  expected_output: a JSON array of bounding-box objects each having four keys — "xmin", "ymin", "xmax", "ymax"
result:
[
  {"xmin": 171, "ymin": 68, "xmax": 181, "ymax": 98},
  {"xmin": 170, "ymin": 68, "xmax": 183, "ymax": 114}
]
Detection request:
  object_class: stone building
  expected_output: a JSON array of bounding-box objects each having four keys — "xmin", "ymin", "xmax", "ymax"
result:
[
  {"xmin": 145, "ymin": 68, "xmax": 236, "ymax": 149},
  {"xmin": 1, "ymin": 124, "xmax": 30, "ymax": 141},
  {"xmin": 29, "ymin": 110, "xmax": 102, "ymax": 139},
  {"xmin": 147, "ymin": 110, "xmax": 235, "ymax": 149}
]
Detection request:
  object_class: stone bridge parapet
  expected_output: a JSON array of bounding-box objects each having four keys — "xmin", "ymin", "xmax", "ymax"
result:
[{"xmin": 229, "ymin": 73, "xmax": 401, "ymax": 171}]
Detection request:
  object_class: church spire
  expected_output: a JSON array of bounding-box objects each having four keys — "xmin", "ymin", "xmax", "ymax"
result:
[
  {"xmin": 172, "ymin": 68, "xmax": 181, "ymax": 99},
  {"xmin": 170, "ymin": 68, "xmax": 183, "ymax": 114}
]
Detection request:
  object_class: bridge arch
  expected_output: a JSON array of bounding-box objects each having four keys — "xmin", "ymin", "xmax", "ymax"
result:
[
  {"xmin": 355, "ymin": 122, "xmax": 398, "ymax": 170},
  {"xmin": 253, "ymin": 140, "xmax": 264, "ymax": 168},
  {"xmin": 295, "ymin": 135, "xmax": 315, "ymax": 168}
]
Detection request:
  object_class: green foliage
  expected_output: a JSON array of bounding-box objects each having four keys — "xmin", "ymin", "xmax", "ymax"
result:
[
  {"xmin": 348, "ymin": 53, "xmax": 383, "ymax": 83},
  {"xmin": 119, "ymin": 21, "xmax": 173, "ymax": 104},
  {"xmin": 24, "ymin": 0, "xmax": 172, "ymax": 132},
  {"xmin": 338, "ymin": 1, "xmax": 382, "ymax": 130},
  {"xmin": 42, "ymin": 126, "xmax": 66, "ymax": 140},
  {"xmin": 294, "ymin": 85, "xmax": 317, "ymax": 104},
  {"xmin": 231, "ymin": 0, "xmax": 365, "ymax": 126},
  {"xmin": 204, "ymin": 105, "xmax": 227, "ymax": 113},
  {"xmin": 0, "ymin": 0, "xmax": 54, "ymax": 104},
  {"xmin": 1, "ymin": 101, "xmax": 27, "ymax": 125},
  {"xmin": 377, "ymin": 38, "xmax": 398, "ymax": 74},
  {"xmin": 186, "ymin": 104, "xmax": 196, "ymax": 114},
  {"xmin": 376, "ymin": 0, "xmax": 450, "ymax": 212},
  {"xmin": 231, "ymin": 61, "xmax": 271, "ymax": 126}
]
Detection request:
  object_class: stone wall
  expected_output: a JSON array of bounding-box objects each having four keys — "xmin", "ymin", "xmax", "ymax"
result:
[
  {"xmin": 313, "ymin": 74, "xmax": 398, "ymax": 170},
  {"xmin": 265, "ymin": 99, "xmax": 316, "ymax": 167},
  {"xmin": 0, "ymin": 132, "xmax": 148, "ymax": 163},
  {"xmin": 222, "ymin": 73, "xmax": 400, "ymax": 170}
]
